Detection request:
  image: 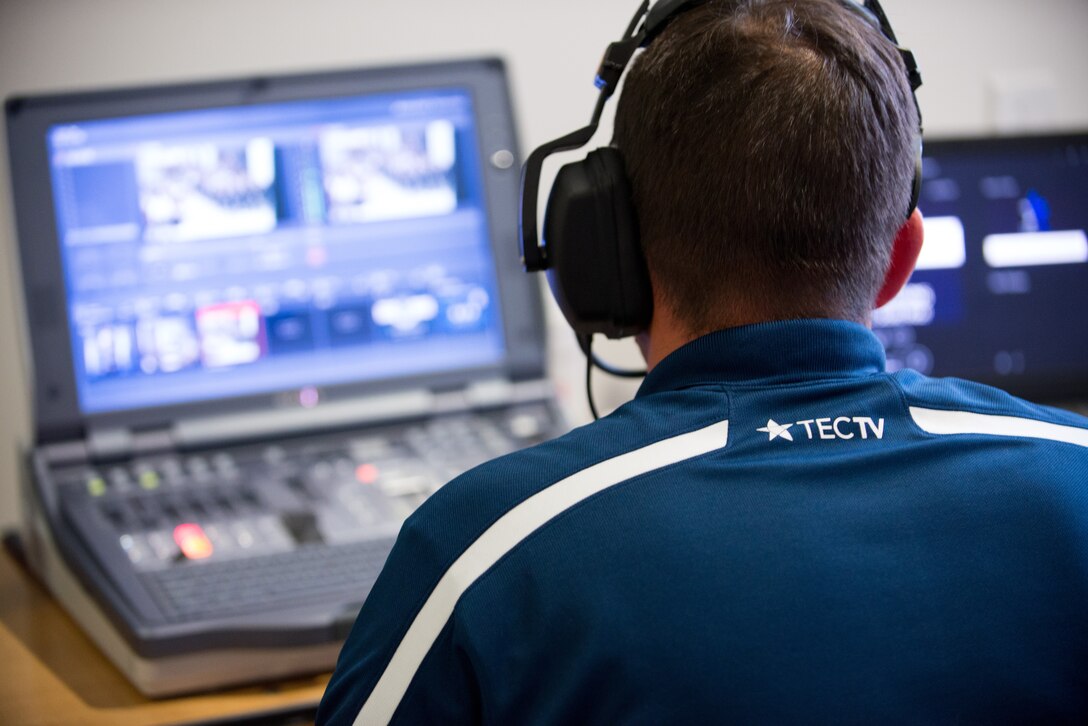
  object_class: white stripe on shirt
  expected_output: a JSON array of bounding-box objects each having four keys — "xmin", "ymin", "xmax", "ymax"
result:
[
  {"xmin": 909, "ymin": 406, "xmax": 1088, "ymax": 448},
  {"xmin": 354, "ymin": 419, "xmax": 731, "ymax": 725}
]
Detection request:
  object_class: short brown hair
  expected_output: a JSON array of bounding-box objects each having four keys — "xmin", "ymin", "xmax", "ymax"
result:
[{"xmin": 614, "ymin": 0, "xmax": 919, "ymax": 334}]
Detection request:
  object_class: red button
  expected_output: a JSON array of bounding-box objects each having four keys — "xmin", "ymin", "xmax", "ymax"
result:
[
  {"xmin": 173, "ymin": 523, "xmax": 213, "ymax": 560},
  {"xmin": 355, "ymin": 463, "xmax": 379, "ymax": 485}
]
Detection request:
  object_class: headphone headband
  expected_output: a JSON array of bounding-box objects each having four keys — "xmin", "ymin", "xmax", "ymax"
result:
[
  {"xmin": 641, "ymin": 0, "xmax": 705, "ymax": 47},
  {"xmin": 519, "ymin": 0, "xmax": 923, "ymax": 273}
]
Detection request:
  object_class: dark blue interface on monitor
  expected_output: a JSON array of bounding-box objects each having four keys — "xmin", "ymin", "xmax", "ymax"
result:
[
  {"xmin": 47, "ymin": 89, "xmax": 506, "ymax": 414},
  {"xmin": 873, "ymin": 135, "xmax": 1088, "ymax": 399}
]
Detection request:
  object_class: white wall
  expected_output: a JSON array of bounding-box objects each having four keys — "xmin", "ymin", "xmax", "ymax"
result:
[{"xmin": 1, "ymin": 0, "xmax": 1087, "ymax": 528}]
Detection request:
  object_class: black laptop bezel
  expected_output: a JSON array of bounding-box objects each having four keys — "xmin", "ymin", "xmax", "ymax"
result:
[{"xmin": 6, "ymin": 57, "xmax": 546, "ymax": 445}]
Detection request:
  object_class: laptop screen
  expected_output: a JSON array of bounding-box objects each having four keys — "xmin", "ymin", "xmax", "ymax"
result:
[
  {"xmin": 41, "ymin": 86, "xmax": 506, "ymax": 415},
  {"xmin": 874, "ymin": 133, "xmax": 1088, "ymax": 403},
  {"xmin": 2, "ymin": 60, "xmax": 541, "ymax": 431}
]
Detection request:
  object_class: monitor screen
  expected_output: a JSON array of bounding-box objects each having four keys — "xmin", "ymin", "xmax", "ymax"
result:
[
  {"xmin": 38, "ymin": 82, "xmax": 507, "ymax": 415},
  {"xmin": 874, "ymin": 133, "xmax": 1088, "ymax": 403}
]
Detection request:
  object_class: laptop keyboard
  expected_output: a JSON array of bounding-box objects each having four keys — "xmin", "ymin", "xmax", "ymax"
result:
[{"xmin": 145, "ymin": 539, "xmax": 392, "ymax": 619}]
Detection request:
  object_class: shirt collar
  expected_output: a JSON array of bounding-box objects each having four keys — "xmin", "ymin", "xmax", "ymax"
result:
[{"xmin": 636, "ymin": 319, "xmax": 887, "ymax": 397}]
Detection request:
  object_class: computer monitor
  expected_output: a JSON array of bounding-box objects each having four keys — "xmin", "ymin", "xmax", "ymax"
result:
[
  {"xmin": 874, "ymin": 132, "xmax": 1088, "ymax": 405},
  {"xmin": 7, "ymin": 59, "xmax": 545, "ymax": 439}
]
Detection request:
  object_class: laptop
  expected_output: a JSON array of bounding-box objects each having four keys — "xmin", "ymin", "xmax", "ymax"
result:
[
  {"xmin": 875, "ymin": 132, "xmax": 1088, "ymax": 413},
  {"xmin": 6, "ymin": 58, "xmax": 564, "ymax": 696}
]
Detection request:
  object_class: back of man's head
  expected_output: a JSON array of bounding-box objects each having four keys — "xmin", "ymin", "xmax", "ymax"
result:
[{"xmin": 614, "ymin": 0, "xmax": 919, "ymax": 336}]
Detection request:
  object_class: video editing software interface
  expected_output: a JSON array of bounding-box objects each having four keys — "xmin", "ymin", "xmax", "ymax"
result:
[
  {"xmin": 873, "ymin": 135, "xmax": 1088, "ymax": 399},
  {"xmin": 47, "ymin": 88, "xmax": 505, "ymax": 415}
]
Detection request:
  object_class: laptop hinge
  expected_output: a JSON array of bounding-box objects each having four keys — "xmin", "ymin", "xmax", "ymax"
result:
[
  {"xmin": 39, "ymin": 440, "xmax": 91, "ymax": 467},
  {"xmin": 430, "ymin": 378, "xmax": 555, "ymax": 416},
  {"xmin": 86, "ymin": 426, "xmax": 175, "ymax": 461},
  {"xmin": 462, "ymin": 378, "xmax": 515, "ymax": 408},
  {"xmin": 80, "ymin": 379, "xmax": 554, "ymax": 457},
  {"xmin": 86, "ymin": 427, "xmax": 132, "ymax": 460},
  {"xmin": 173, "ymin": 389, "xmax": 436, "ymax": 450}
]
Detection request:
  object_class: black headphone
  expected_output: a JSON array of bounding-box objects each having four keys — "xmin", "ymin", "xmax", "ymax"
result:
[{"xmin": 519, "ymin": 0, "xmax": 923, "ymax": 341}]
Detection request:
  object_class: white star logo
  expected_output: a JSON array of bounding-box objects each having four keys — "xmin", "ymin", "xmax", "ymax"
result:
[{"xmin": 757, "ymin": 419, "xmax": 794, "ymax": 441}]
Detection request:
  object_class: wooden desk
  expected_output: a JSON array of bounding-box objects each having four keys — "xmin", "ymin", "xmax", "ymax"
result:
[{"xmin": 0, "ymin": 547, "xmax": 329, "ymax": 725}]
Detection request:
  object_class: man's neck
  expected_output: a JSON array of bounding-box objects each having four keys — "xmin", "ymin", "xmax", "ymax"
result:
[
  {"xmin": 637, "ymin": 299, "xmax": 873, "ymax": 373},
  {"xmin": 637, "ymin": 294, "xmax": 724, "ymax": 372},
  {"xmin": 636, "ymin": 310, "xmax": 693, "ymax": 373}
]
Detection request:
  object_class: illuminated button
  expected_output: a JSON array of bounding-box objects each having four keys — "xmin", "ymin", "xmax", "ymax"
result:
[
  {"xmin": 509, "ymin": 413, "xmax": 542, "ymax": 440},
  {"xmin": 381, "ymin": 474, "xmax": 430, "ymax": 496},
  {"xmin": 86, "ymin": 476, "xmax": 107, "ymax": 497},
  {"xmin": 173, "ymin": 523, "xmax": 214, "ymax": 560},
  {"xmin": 118, "ymin": 533, "xmax": 152, "ymax": 566},
  {"xmin": 144, "ymin": 531, "xmax": 171, "ymax": 560},
  {"xmin": 212, "ymin": 453, "xmax": 238, "ymax": 476},
  {"xmin": 262, "ymin": 446, "xmax": 286, "ymax": 465},
  {"xmin": 355, "ymin": 463, "xmax": 379, "ymax": 485},
  {"xmin": 229, "ymin": 521, "xmax": 256, "ymax": 549},
  {"xmin": 139, "ymin": 470, "xmax": 160, "ymax": 490}
]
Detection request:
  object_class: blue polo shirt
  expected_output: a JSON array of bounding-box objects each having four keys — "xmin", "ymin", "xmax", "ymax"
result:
[{"xmin": 318, "ymin": 319, "xmax": 1088, "ymax": 725}]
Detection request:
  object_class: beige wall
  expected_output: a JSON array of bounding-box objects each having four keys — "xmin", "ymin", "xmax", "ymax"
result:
[{"xmin": 2, "ymin": 0, "xmax": 1088, "ymax": 528}]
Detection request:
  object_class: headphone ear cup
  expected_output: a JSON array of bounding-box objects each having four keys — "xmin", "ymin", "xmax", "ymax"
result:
[{"xmin": 542, "ymin": 147, "xmax": 652, "ymax": 338}]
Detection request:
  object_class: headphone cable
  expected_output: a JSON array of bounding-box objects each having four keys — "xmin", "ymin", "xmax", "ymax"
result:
[
  {"xmin": 577, "ymin": 333, "xmax": 647, "ymax": 420},
  {"xmin": 584, "ymin": 340, "xmax": 601, "ymax": 421}
]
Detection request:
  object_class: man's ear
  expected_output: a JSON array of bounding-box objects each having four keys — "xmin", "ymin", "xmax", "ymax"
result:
[{"xmin": 875, "ymin": 209, "xmax": 924, "ymax": 309}]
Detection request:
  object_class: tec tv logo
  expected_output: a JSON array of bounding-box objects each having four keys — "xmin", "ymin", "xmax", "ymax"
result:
[{"xmin": 757, "ymin": 416, "xmax": 885, "ymax": 442}]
